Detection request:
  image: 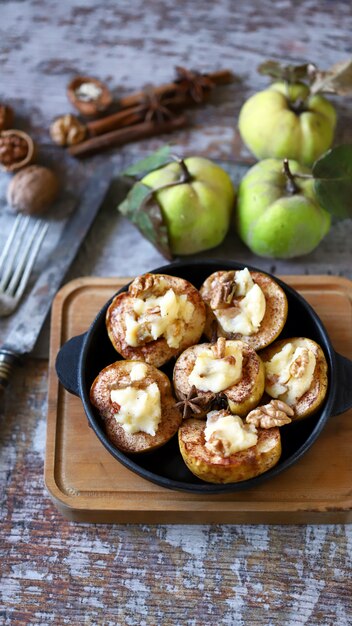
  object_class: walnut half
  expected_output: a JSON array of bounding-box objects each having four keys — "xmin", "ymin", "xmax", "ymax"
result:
[
  {"xmin": 50, "ymin": 114, "xmax": 86, "ymax": 146},
  {"xmin": 246, "ymin": 399, "xmax": 294, "ymax": 428}
]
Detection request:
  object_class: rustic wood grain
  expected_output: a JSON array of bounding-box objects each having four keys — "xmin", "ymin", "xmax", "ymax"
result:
[{"xmin": 1, "ymin": 0, "xmax": 352, "ymax": 624}]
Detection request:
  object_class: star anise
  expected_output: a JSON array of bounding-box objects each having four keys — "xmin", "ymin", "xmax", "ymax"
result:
[
  {"xmin": 175, "ymin": 66, "xmax": 215, "ymax": 103},
  {"xmin": 138, "ymin": 87, "xmax": 175, "ymax": 124},
  {"xmin": 175, "ymin": 385, "xmax": 214, "ymax": 419}
]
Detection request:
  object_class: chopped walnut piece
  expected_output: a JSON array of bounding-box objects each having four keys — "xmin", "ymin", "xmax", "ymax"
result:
[
  {"xmin": 246, "ymin": 399, "xmax": 294, "ymax": 428},
  {"xmin": 211, "ymin": 336, "xmax": 237, "ymax": 366},
  {"xmin": 212, "ymin": 337, "xmax": 226, "ymax": 359},
  {"xmin": 129, "ymin": 274, "xmax": 156, "ymax": 297},
  {"xmin": 210, "ymin": 276, "xmax": 237, "ymax": 309},
  {"xmin": 290, "ymin": 348, "xmax": 310, "ymax": 378}
]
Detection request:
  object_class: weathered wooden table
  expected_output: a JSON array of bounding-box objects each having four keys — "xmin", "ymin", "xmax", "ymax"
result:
[{"xmin": 1, "ymin": 1, "xmax": 351, "ymax": 624}]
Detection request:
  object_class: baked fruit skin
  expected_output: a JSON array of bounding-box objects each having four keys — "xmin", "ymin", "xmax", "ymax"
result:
[
  {"xmin": 173, "ymin": 340, "xmax": 265, "ymax": 417},
  {"xmin": 260, "ymin": 337, "xmax": 328, "ymax": 420},
  {"xmin": 90, "ymin": 360, "xmax": 182, "ymax": 454},
  {"xmin": 200, "ymin": 270, "xmax": 288, "ymax": 351},
  {"xmin": 178, "ymin": 418, "xmax": 281, "ymax": 483},
  {"xmin": 106, "ymin": 273, "xmax": 206, "ymax": 368}
]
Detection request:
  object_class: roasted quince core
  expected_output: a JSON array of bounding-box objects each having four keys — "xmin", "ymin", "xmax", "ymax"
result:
[
  {"xmin": 200, "ymin": 268, "xmax": 288, "ymax": 350},
  {"xmin": 260, "ymin": 337, "xmax": 328, "ymax": 419},
  {"xmin": 178, "ymin": 415, "xmax": 281, "ymax": 484},
  {"xmin": 90, "ymin": 360, "xmax": 182, "ymax": 454},
  {"xmin": 173, "ymin": 338, "xmax": 265, "ymax": 417},
  {"xmin": 106, "ymin": 273, "xmax": 206, "ymax": 367}
]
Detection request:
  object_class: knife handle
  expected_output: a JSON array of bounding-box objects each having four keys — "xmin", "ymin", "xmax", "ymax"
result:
[{"xmin": 0, "ymin": 349, "xmax": 22, "ymax": 393}]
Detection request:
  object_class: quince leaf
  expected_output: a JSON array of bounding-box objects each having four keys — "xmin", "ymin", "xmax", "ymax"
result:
[
  {"xmin": 313, "ymin": 145, "xmax": 352, "ymax": 220},
  {"xmin": 118, "ymin": 181, "xmax": 172, "ymax": 259},
  {"xmin": 310, "ymin": 58, "xmax": 352, "ymax": 95},
  {"xmin": 122, "ymin": 145, "xmax": 172, "ymax": 178},
  {"xmin": 257, "ymin": 60, "xmax": 316, "ymax": 84}
]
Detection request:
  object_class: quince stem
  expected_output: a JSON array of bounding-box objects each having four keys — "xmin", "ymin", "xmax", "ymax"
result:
[
  {"xmin": 170, "ymin": 155, "xmax": 193, "ymax": 183},
  {"xmin": 283, "ymin": 158, "xmax": 300, "ymax": 194},
  {"xmin": 140, "ymin": 157, "xmax": 193, "ymax": 210},
  {"xmin": 282, "ymin": 159, "xmax": 313, "ymax": 194}
]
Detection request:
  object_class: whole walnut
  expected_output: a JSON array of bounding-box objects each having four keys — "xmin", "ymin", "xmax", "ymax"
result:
[{"xmin": 7, "ymin": 165, "xmax": 59, "ymax": 215}]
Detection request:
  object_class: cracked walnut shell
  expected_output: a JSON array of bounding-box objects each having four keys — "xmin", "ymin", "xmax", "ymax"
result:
[
  {"xmin": 50, "ymin": 114, "xmax": 86, "ymax": 146},
  {"xmin": 0, "ymin": 130, "xmax": 35, "ymax": 172},
  {"xmin": 67, "ymin": 76, "xmax": 112, "ymax": 117}
]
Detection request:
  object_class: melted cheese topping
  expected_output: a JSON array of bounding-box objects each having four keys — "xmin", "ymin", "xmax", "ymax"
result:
[
  {"xmin": 130, "ymin": 363, "xmax": 148, "ymax": 381},
  {"xmin": 125, "ymin": 288, "xmax": 194, "ymax": 349},
  {"xmin": 216, "ymin": 268, "xmax": 266, "ymax": 335},
  {"xmin": 188, "ymin": 343, "xmax": 243, "ymax": 393},
  {"xmin": 265, "ymin": 343, "xmax": 316, "ymax": 405},
  {"xmin": 204, "ymin": 411, "xmax": 258, "ymax": 457},
  {"xmin": 110, "ymin": 382, "xmax": 161, "ymax": 435}
]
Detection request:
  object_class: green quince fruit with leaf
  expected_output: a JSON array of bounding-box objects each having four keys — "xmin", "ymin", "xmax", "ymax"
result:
[
  {"xmin": 236, "ymin": 158, "xmax": 331, "ymax": 258},
  {"xmin": 238, "ymin": 58, "xmax": 352, "ymax": 166},
  {"xmin": 238, "ymin": 81, "xmax": 336, "ymax": 166},
  {"xmin": 142, "ymin": 157, "xmax": 235, "ymax": 255},
  {"xmin": 119, "ymin": 148, "xmax": 236, "ymax": 258}
]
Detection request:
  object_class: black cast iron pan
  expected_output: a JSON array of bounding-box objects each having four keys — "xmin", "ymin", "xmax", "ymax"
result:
[{"xmin": 56, "ymin": 259, "xmax": 352, "ymax": 494}]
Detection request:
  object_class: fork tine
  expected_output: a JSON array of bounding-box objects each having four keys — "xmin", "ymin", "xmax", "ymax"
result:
[
  {"xmin": 6, "ymin": 220, "xmax": 43, "ymax": 296},
  {"xmin": 0, "ymin": 215, "xmax": 25, "ymax": 272},
  {"xmin": 0, "ymin": 215, "xmax": 30, "ymax": 290},
  {"xmin": 13, "ymin": 222, "xmax": 49, "ymax": 300}
]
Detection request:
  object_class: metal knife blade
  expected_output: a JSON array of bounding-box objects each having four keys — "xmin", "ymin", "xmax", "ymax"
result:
[{"xmin": 0, "ymin": 162, "xmax": 114, "ymax": 391}]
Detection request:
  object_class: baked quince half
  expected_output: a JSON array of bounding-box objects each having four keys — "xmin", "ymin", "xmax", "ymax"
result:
[
  {"xmin": 178, "ymin": 409, "xmax": 282, "ymax": 483},
  {"xmin": 106, "ymin": 273, "xmax": 206, "ymax": 367},
  {"xmin": 260, "ymin": 337, "xmax": 328, "ymax": 419},
  {"xmin": 90, "ymin": 360, "xmax": 182, "ymax": 454},
  {"xmin": 173, "ymin": 337, "xmax": 265, "ymax": 417},
  {"xmin": 200, "ymin": 267, "xmax": 288, "ymax": 350}
]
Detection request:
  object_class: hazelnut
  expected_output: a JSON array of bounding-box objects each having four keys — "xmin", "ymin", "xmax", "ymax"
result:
[
  {"xmin": 0, "ymin": 105, "xmax": 14, "ymax": 131},
  {"xmin": 7, "ymin": 165, "xmax": 59, "ymax": 215},
  {"xmin": 67, "ymin": 76, "xmax": 112, "ymax": 117},
  {"xmin": 50, "ymin": 113, "xmax": 86, "ymax": 146},
  {"xmin": 0, "ymin": 130, "xmax": 35, "ymax": 172}
]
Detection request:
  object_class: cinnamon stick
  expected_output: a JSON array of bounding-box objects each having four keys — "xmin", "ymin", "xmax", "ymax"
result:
[
  {"xmin": 86, "ymin": 69, "xmax": 234, "ymax": 138},
  {"xmin": 68, "ymin": 115, "xmax": 188, "ymax": 158},
  {"xmin": 118, "ymin": 69, "xmax": 234, "ymax": 109},
  {"xmin": 86, "ymin": 94, "xmax": 188, "ymax": 138},
  {"xmin": 87, "ymin": 108, "xmax": 142, "ymax": 137}
]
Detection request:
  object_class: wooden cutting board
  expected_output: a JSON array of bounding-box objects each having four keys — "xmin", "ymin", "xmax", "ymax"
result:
[{"xmin": 45, "ymin": 275, "xmax": 352, "ymax": 524}]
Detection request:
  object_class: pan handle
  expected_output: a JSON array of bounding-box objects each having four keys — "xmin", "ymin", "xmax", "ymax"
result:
[
  {"xmin": 332, "ymin": 351, "xmax": 352, "ymax": 416},
  {"xmin": 55, "ymin": 333, "xmax": 86, "ymax": 397}
]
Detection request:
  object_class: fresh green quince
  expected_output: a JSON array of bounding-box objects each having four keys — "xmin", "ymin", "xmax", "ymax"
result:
[
  {"xmin": 238, "ymin": 81, "xmax": 336, "ymax": 166},
  {"xmin": 236, "ymin": 158, "xmax": 331, "ymax": 258},
  {"xmin": 141, "ymin": 157, "xmax": 235, "ymax": 255}
]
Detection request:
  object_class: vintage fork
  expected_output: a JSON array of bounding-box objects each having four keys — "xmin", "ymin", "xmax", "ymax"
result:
[{"xmin": 0, "ymin": 214, "xmax": 49, "ymax": 317}]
